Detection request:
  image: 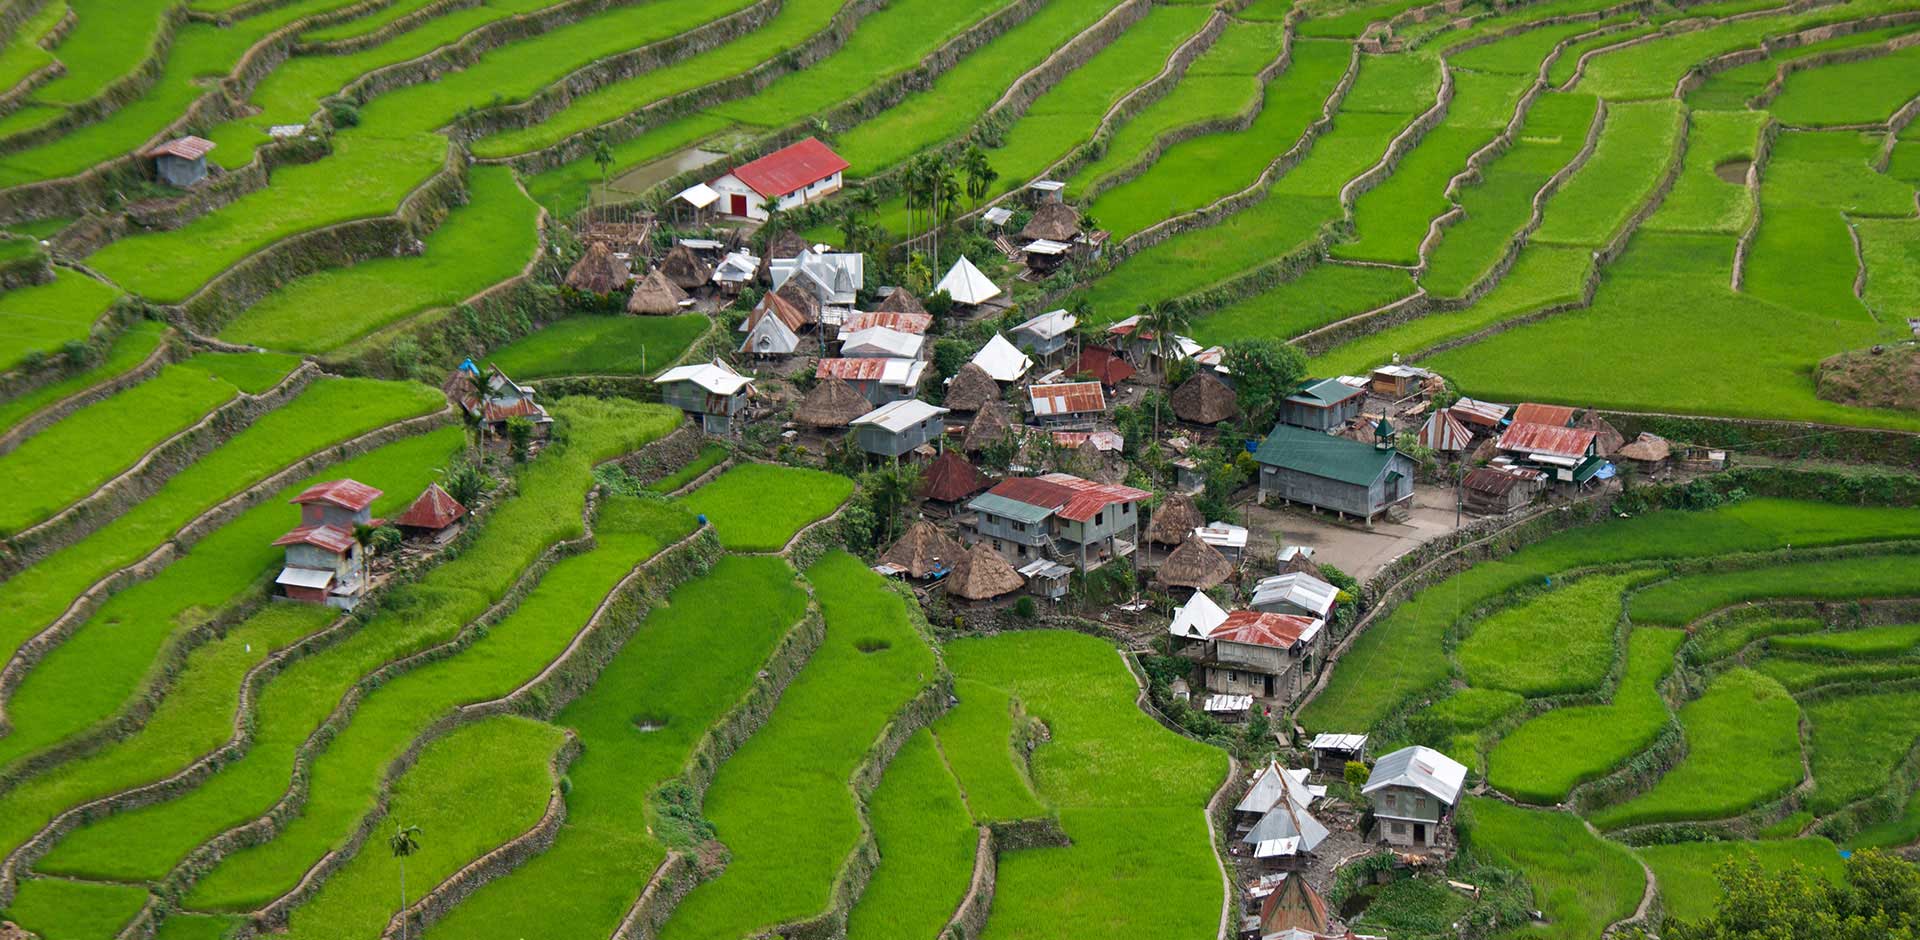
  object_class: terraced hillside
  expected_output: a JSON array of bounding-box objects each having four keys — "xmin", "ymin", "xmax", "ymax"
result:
[{"xmin": 0, "ymin": 0, "xmax": 1916, "ymax": 935}]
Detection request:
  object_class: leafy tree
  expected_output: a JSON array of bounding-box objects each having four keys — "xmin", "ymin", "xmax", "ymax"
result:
[
  {"xmin": 442, "ymin": 459, "xmax": 489, "ymax": 506},
  {"xmin": 924, "ymin": 288, "xmax": 955, "ymax": 318},
  {"xmin": 1667, "ymin": 851, "xmax": 1920, "ymax": 940},
  {"xmin": 1222, "ymin": 338, "xmax": 1307, "ymax": 432},
  {"xmin": 506, "ymin": 416, "xmax": 535, "ymax": 463},
  {"xmin": 592, "ymin": 132, "xmax": 614, "ymax": 182},
  {"xmin": 932, "ymin": 337, "xmax": 972, "ymax": 384},
  {"xmin": 1343, "ymin": 760, "xmax": 1370, "ymax": 790},
  {"xmin": 903, "ymin": 253, "xmax": 934, "ymax": 296}
]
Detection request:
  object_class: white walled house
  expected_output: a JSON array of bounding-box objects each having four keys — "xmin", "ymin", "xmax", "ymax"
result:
[{"xmin": 710, "ymin": 137, "xmax": 848, "ymax": 221}]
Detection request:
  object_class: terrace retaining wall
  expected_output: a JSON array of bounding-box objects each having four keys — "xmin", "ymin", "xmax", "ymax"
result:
[
  {"xmin": 1744, "ymin": 13, "xmax": 1920, "ymax": 110},
  {"xmin": 1873, "ymin": 95, "xmax": 1920, "ymax": 171},
  {"xmin": 0, "ymin": 319, "xmax": 173, "ymax": 453},
  {"xmin": 941, "ymin": 827, "xmax": 997, "ymax": 940},
  {"xmin": 0, "ymin": 5, "xmax": 184, "ymax": 159},
  {"xmin": 1729, "ymin": 117, "xmax": 1777, "ymax": 291},
  {"xmin": 297, "ymin": 0, "xmax": 485, "ymax": 55}
]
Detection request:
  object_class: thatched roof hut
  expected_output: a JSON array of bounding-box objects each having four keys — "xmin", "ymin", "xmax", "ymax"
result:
[
  {"xmin": 875, "ymin": 288, "xmax": 927, "ymax": 315},
  {"xmin": 1145, "ymin": 493, "xmax": 1205, "ymax": 546},
  {"xmin": 1280, "ymin": 549, "xmax": 1325, "ymax": 580},
  {"xmin": 1171, "ymin": 371, "xmax": 1238, "ymax": 425},
  {"xmin": 1616, "ymin": 432, "xmax": 1671, "ymax": 464},
  {"xmin": 962, "ymin": 400, "xmax": 1015, "ymax": 452},
  {"xmin": 948, "ymin": 541, "xmax": 1024, "ymax": 601},
  {"xmin": 775, "ymin": 280, "xmax": 821, "ymax": 325},
  {"xmin": 920, "ymin": 451, "xmax": 992, "ymax": 504},
  {"xmin": 1154, "ymin": 535, "xmax": 1234, "ymax": 591},
  {"xmin": 660, "ymin": 243, "xmax": 712, "ymax": 292},
  {"xmin": 756, "ymin": 229, "xmax": 809, "ymax": 282},
  {"xmin": 1019, "ymin": 201, "xmax": 1082, "ymax": 243},
  {"xmin": 626, "ymin": 269, "xmax": 689, "ymax": 315},
  {"xmin": 944, "ymin": 362, "xmax": 1001, "ymax": 412},
  {"xmin": 795, "ymin": 376, "xmax": 871, "ymax": 429},
  {"xmin": 1577, "ymin": 410, "xmax": 1625, "ymax": 456},
  {"xmin": 565, "ymin": 242, "xmax": 631, "ymax": 295},
  {"xmin": 879, "ymin": 520, "xmax": 963, "ymax": 579}
]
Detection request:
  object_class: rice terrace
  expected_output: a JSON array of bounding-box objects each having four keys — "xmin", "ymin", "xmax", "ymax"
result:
[{"xmin": 0, "ymin": 0, "xmax": 1919, "ymax": 934}]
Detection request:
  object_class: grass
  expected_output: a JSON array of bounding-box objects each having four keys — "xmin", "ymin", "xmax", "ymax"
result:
[
  {"xmin": 1459, "ymin": 797, "xmax": 1645, "ymax": 940},
  {"xmin": 1744, "ymin": 130, "xmax": 1914, "ymax": 321},
  {"xmin": 1804, "ymin": 690, "xmax": 1920, "ymax": 814},
  {"xmin": 0, "ymin": 267, "xmax": 121, "ymax": 371},
  {"xmin": 1753, "ymin": 656, "xmax": 1920, "ymax": 692},
  {"xmin": 0, "ymin": 0, "xmax": 171, "ymax": 114},
  {"xmin": 1639, "ymin": 838, "xmax": 1844, "ymax": 924},
  {"xmin": 486, "ymin": 313, "xmax": 708, "ymax": 378},
  {"xmin": 276, "ymin": 716, "xmax": 569, "ymax": 939},
  {"xmin": 931, "ymin": 677, "xmax": 1049, "ymax": 822},
  {"xmin": 1299, "ymin": 498, "xmax": 1920, "ymax": 732},
  {"xmin": 0, "ymin": 875, "xmax": 149, "ymax": 940},
  {"xmin": 1588, "ymin": 668, "xmax": 1802, "ymax": 829},
  {"xmin": 846, "ymin": 729, "xmax": 978, "ymax": 940},
  {"xmin": 351, "ymin": 555, "xmax": 806, "ymax": 940},
  {"xmin": 169, "ymin": 402, "xmax": 684, "ymax": 910},
  {"xmin": 945, "ymin": 630, "xmax": 1227, "ymax": 938},
  {"xmin": 1644, "ymin": 109, "xmax": 1765, "ymax": 235},
  {"xmin": 0, "ymin": 428, "xmax": 456, "ymax": 775},
  {"xmin": 218, "ymin": 165, "xmax": 541, "ymax": 352},
  {"xmin": 1770, "ymin": 42, "xmax": 1920, "ymax": 126},
  {"xmin": 1485, "ymin": 627, "xmax": 1685, "ymax": 804},
  {"xmin": 0, "ymin": 322, "xmax": 165, "ymax": 434},
  {"xmin": 0, "ymin": 0, "xmax": 70, "ymax": 96},
  {"xmin": 1693, "ymin": 616, "xmax": 1822, "ymax": 662},
  {"xmin": 1544, "ymin": 23, "xmax": 1657, "ymax": 86},
  {"xmin": 680, "ymin": 463, "xmax": 853, "ymax": 552},
  {"xmin": 1191, "ymin": 261, "xmax": 1414, "ymax": 344},
  {"xmin": 1417, "ymin": 90, "xmax": 1598, "ymax": 298},
  {"xmin": 1457, "ymin": 571, "xmax": 1646, "ymax": 698},
  {"xmin": 1419, "ymin": 686, "xmax": 1525, "ymax": 768},
  {"xmin": 1631, "ymin": 552, "xmax": 1920, "ymax": 626},
  {"xmin": 1849, "ymin": 786, "xmax": 1920, "ymax": 849},
  {"xmin": 1083, "ymin": 36, "xmax": 1353, "ymax": 238},
  {"xmin": 32, "ymin": 401, "xmax": 673, "ymax": 888},
  {"xmin": 1856, "ymin": 217, "xmax": 1920, "ymax": 320},
  {"xmin": 1576, "ymin": 2, "xmax": 1911, "ymax": 101},
  {"xmin": 1531, "ymin": 99, "xmax": 1684, "ymax": 247},
  {"xmin": 648, "ymin": 443, "xmax": 729, "ymax": 494},
  {"xmin": 658, "ymin": 552, "xmax": 937, "ymax": 940},
  {"xmin": 1770, "ymin": 623, "xmax": 1920, "ymax": 658},
  {"xmin": 0, "ymin": 352, "xmax": 300, "ymax": 536},
  {"xmin": 1685, "ymin": 23, "xmax": 1916, "ymax": 110}
]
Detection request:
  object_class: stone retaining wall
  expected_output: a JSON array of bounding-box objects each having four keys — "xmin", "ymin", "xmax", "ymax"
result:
[
  {"xmin": 940, "ymin": 827, "xmax": 996, "ymax": 940},
  {"xmin": 0, "ymin": 326, "xmax": 173, "ymax": 458},
  {"xmin": 298, "ymin": 0, "xmax": 483, "ymax": 55},
  {"xmin": 1729, "ymin": 116, "xmax": 1776, "ymax": 291},
  {"xmin": 0, "ymin": 5, "xmax": 185, "ymax": 159},
  {"xmin": 1745, "ymin": 12, "xmax": 1920, "ymax": 109}
]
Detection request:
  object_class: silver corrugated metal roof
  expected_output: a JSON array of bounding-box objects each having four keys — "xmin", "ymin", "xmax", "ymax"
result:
[
  {"xmin": 851, "ymin": 398, "xmax": 948, "ymax": 433},
  {"xmin": 1251, "ymin": 572, "xmax": 1340, "ymax": 617},
  {"xmin": 1362, "ymin": 745, "xmax": 1467, "ymax": 804}
]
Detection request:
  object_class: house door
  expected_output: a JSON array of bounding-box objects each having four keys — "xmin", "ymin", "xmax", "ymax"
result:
[
  {"xmin": 730, "ymin": 194, "xmax": 748, "ymax": 217},
  {"xmin": 1413, "ymin": 823, "xmax": 1427, "ymax": 844}
]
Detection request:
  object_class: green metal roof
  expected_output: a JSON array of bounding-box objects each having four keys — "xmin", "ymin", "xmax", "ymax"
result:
[
  {"xmin": 1254, "ymin": 424, "xmax": 1402, "ymax": 487},
  {"xmin": 1285, "ymin": 378, "xmax": 1362, "ymax": 408},
  {"xmin": 967, "ymin": 492, "xmax": 1055, "ymax": 525}
]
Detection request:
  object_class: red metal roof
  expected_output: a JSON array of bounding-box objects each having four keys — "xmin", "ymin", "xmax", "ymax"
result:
[
  {"xmin": 983, "ymin": 475, "xmax": 1077, "ymax": 512},
  {"xmin": 1449, "ymin": 397, "xmax": 1508, "ymax": 427},
  {"xmin": 145, "ymin": 136, "xmax": 215, "ymax": 160},
  {"xmin": 726, "ymin": 137, "xmax": 848, "ymax": 199},
  {"xmin": 843, "ymin": 311, "xmax": 931, "ymax": 335},
  {"xmin": 393, "ymin": 483, "xmax": 467, "ymax": 530},
  {"xmin": 1209, "ymin": 610, "xmax": 1320, "ymax": 648},
  {"xmin": 1497, "ymin": 421, "xmax": 1596, "ymax": 459},
  {"xmin": 816, "ymin": 358, "xmax": 889, "ymax": 381},
  {"xmin": 1029, "ymin": 381, "xmax": 1106, "ymax": 416},
  {"xmin": 1036, "ymin": 472, "xmax": 1151, "ymax": 522},
  {"xmin": 1071, "ymin": 346, "xmax": 1135, "ymax": 387},
  {"xmin": 1511, "ymin": 402, "xmax": 1575, "ymax": 427},
  {"xmin": 272, "ymin": 524, "xmax": 356, "ymax": 553},
  {"xmin": 290, "ymin": 479, "xmax": 382, "ymax": 512},
  {"xmin": 919, "ymin": 452, "xmax": 993, "ymax": 503}
]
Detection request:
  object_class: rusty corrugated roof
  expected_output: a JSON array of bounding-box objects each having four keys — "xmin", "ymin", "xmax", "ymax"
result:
[
  {"xmin": 1497, "ymin": 421, "xmax": 1596, "ymax": 459},
  {"xmin": 1209, "ymin": 610, "xmax": 1321, "ymax": 649},
  {"xmin": 290, "ymin": 479, "xmax": 382, "ymax": 511},
  {"xmin": 272, "ymin": 524, "xmax": 355, "ymax": 553},
  {"xmin": 1029, "ymin": 381, "xmax": 1106, "ymax": 416},
  {"xmin": 1511, "ymin": 402, "xmax": 1576, "ymax": 427}
]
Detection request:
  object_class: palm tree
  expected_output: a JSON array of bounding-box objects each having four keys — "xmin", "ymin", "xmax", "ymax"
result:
[
  {"xmin": 934, "ymin": 168, "xmax": 962, "ymax": 270},
  {"xmin": 463, "ymin": 367, "xmax": 491, "ymax": 455},
  {"xmin": 390, "ymin": 823, "xmax": 423, "ymax": 940},
  {"xmin": 1138, "ymin": 302, "xmax": 1192, "ymax": 440},
  {"xmin": 758, "ymin": 195, "xmax": 785, "ymax": 238},
  {"xmin": 962, "ymin": 144, "xmax": 998, "ymax": 208},
  {"xmin": 592, "ymin": 133, "xmax": 614, "ymax": 183}
]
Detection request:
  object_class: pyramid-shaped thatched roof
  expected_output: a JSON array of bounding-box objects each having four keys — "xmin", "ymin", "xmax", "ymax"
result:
[
  {"xmin": 962, "ymin": 400, "xmax": 1015, "ymax": 452},
  {"xmin": 660, "ymin": 243, "xmax": 712, "ymax": 292},
  {"xmin": 944, "ymin": 362, "xmax": 1001, "ymax": 412},
  {"xmin": 1154, "ymin": 535, "xmax": 1234, "ymax": 591},
  {"xmin": 565, "ymin": 242, "xmax": 631, "ymax": 295},
  {"xmin": 1171, "ymin": 371, "xmax": 1237, "ymax": 425},
  {"xmin": 794, "ymin": 376, "xmax": 870, "ymax": 428},
  {"xmin": 948, "ymin": 541, "xmax": 1024, "ymax": 601},
  {"xmin": 757, "ymin": 229, "xmax": 809, "ymax": 282},
  {"xmin": 1019, "ymin": 201, "xmax": 1082, "ymax": 243},
  {"xmin": 1280, "ymin": 550, "xmax": 1325, "ymax": 580},
  {"xmin": 1576, "ymin": 410, "xmax": 1624, "ymax": 456},
  {"xmin": 1145, "ymin": 493, "xmax": 1205, "ymax": 546},
  {"xmin": 879, "ymin": 520, "xmax": 964, "ymax": 579},
  {"xmin": 627, "ymin": 269, "xmax": 689, "ymax": 315},
  {"xmin": 875, "ymin": 288, "xmax": 927, "ymax": 315},
  {"xmin": 776, "ymin": 280, "xmax": 821, "ymax": 324},
  {"xmin": 919, "ymin": 451, "xmax": 992, "ymax": 503},
  {"xmin": 1617, "ymin": 432, "xmax": 1671, "ymax": 463}
]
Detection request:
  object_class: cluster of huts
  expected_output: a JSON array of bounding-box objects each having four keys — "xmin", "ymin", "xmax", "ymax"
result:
[{"xmin": 271, "ymin": 478, "xmax": 467, "ymax": 609}]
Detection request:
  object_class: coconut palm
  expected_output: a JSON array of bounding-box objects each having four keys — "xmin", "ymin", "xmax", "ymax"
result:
[
  {"xmin": 934, "ymin": 167, "xmax": 962, "ymax": 269},
  {"xmin": 390, "ymin": 823, "xmax": 423, "ymax": 940},
  {"xmin": 1138, "ymin": 302, "xmax": 1192, "ymax": 440},
  {"xmin": 962, "ymin": 144, "xmax": 998, "ymax": 207},
  {"xmin": 463, "ymin": 367, "xmax": 491, "ymax": 455}
]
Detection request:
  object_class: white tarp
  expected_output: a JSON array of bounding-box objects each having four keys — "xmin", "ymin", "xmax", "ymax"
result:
[
  {"xmin": 276, "ymin": 567, "xmax": 334, "ymax": 589},
  {"xmin": 935, "ymin": 256, "xmax": 1001, "ymax": 305},
  {"xmin": 970, "ymin": 334, "xmax": 1032, "ymax": 383},
  {"xmin": 1168, "ymin": 591, "xmax": 1227, "ymax": 640},
  {"xmin": 677, "ymin": 182, "xmax": 720, "ymax": 209}
]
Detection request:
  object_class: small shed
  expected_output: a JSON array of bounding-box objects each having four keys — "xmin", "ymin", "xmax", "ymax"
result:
[
  {"xmin": 879, "ymin": 520, "xmax": 964, "ymax": 580},
  {"xmin": 1028, "ymin": 381, "xmax": 1106, "ymax": 429},
  {"xmin": 1019, "ymin": 201, "xmax": 1082, "ymax": 243},
  {"xmin": 1018, "ymin": 558, "xmax": 1072, "ymax": 600},
  {"xmin": 1071, "ymin": 345, "xmax": 1135, "ymax": 388},
  {"xmin": 1251, "ymin": 571, "xmax": 1339, "ymax": 620},
  {"xmin": 943, "ymin": 362, "xmax": 1002, "ymax": 413},
  {"xmin": 794, "ymin": 376, "xmax": 872, "ymax": 429},
  {"xmin": 1461, "ymin": 466, "xmax": 1538, "ymax": 514},
  {"xmin": 739, "ymin": 291, "xmax": 807, "ymax": 358},
  {"xmin": 1416, "ymin": 410, "xmax": 1472, "ymax": 453},
  {"xmin": 841, "ymin": 326, "xmax": 924, "ymax": 360},
  {"xmin": 920, "ymin": 451, "xmax": 994, "ymax": 507},
  {"xmin": 1171, "ymin": 371, "xmax": 1238, "ymax": 425},
  {"xmin": 627, "ymin": 269, "xmax": 690, "ymax": 315},
  {"xmin": 840, "ymin": 311, "xmax": 932, "ymax": 338},
  {"xmin": 934, "ymin": 255, "xmax": 1001, "ymax": 306},
  {"xmin": 659, "ymin": 243, "xmax": 713, "ymax": 292},
  {"xmin": 1511, "ymin": 402, "xmax": 1576, "ymax": 427},
  {"xmin": 1280, "ymin": 378, "xmax": 1366, "ymax": 432},
  {"xmin": 1153, "ymin": 534, "xmax": 1235, "ymax": 592},
  {"xmin": 1449, "ymin": 396, "xmax": 1509, "ymax": 431},
  {"xmin": 392, "ymin": 483, "xmax": 467, "ymax": 542},
  {"xmin": 1144, "ymin": 493, "xmax": 1205, "ymax": 546},
  {"xmin": 674, "ymin": 182, "xmax": 720, "ymax": 223},
  {"xmin": 1011, "ymin": 308, "xmax": 1077, "ymax": 359},
  {"xmin": 1305, "ymin": 732, "xmax": 1369, "ymax": 773},
  {"xmin": 1616, "ymin": 432, "xmax": 1672, "ymax": 473},
  {"xmin": 948, "ymin": 541, "xmax": 1025, "ymax": 602},
  {"xmin": 1369, "ymin": 364, "xmax": 1428, "ymax": 399},
  {"xmin": 146, "ymin": 136, "xmax": 216, "ymax": 188},
  {"xmin": 712, "ymin": 249, "xmax": 760, "ymax": 296},
  {"xmin": 565, "ymin": 242, "xmax": 632, "ymax": 295},
  {"xmin": 1169, "ymin": 590, "xmax": 1228, "ymax": 647},
  {"xmin": 851, "ymin": 399, "xmax": 950, "ymax": 458}
]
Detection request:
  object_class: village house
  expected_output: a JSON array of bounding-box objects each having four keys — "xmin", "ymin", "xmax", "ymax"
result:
[
  {"xmin": 709, "ymin": 137, "xmax": 847, "ymax": 221},
  {"xmin": 1235, "ymin": 761, "xmax": 1327, "ymax": 834},
  {"xmin": 943, "ymin": 362, "xmax": 1003, "ymax": 413},
  {"xmin": 918, "ymin": 450, "xmax": 993, "ymax": 512},
  {"xmin": 274, "ymin": 479, "xmax": 381, "ymax": 609},
  {"xmin": 1028, "ymin": 381, "xmax": 1106, "ymax": 430},
  {"xmin": 816, "ymin": 357, "xmax": 928, "ymax": 406},
  {"xmin": 877, "ymin": 519, "xmax": 963, "ymax": 581},
  {"xmin": 627, "ymin": 268, "xmax": 691, "ymax": 315},
  {"xmin": 672, "ymin": 182, "xmax": 719, "ymax": 224},
  {"xmin": 738, "ymin": 290, "xmax": 809, "ymax": 358},
  {"xmin": 1495, "ymin": 420, "xmax": 1604, "ymax": 484},
  {"xmin": 771, "ymin": 248, "xmax": 864, "ymax": 315},
  {"xmin": 1011, "ymin": 308, "xmax": 1077, "ymax": 360},
  {"xmin": 1071, "ymin": 345, "xmax": 1135, "ymax": 389},
  {"xmin": 659, "ymin": 243, "xmax": 712, "ymax": 294},
  {"xmin": 1254, "ymin": 424, "xmax": 1416, "ymax": 524},
  {"xmin": 1448, "ymin": 396, "xmax": 1509, "ymax": 433},
  {"xmin": 850, "ymin": 398, "xmax": 949, "ymax": 459},
  {"xmin": 1416, "ymin": 409, "xmax": 1473, "ymax": 455},
  {"xmin": 1153, "ymin": 534, "xmax": 1235, "ymax": 594},
  {"xmin": 1510, "ymin": 401, "xmax": 1576, "ymax": 427},
  {"xmin": 966, "ymin": 473, "xmax": 1151, "ymax": 571},
  {"xmin": 947, "ymin": 541, "xmax": 1027, "ymax": 602},
  {"xmin": 1168, "ymin": 590, "xmax": 1228, "ymax": 653},
  {"xmin": 1236, "ymin": 762, "xmax": 1330, "ymax": 871},
  {"xmin": 1250, "ymin": 571, "xmax": 1339, "ymax": 620},
  {"xmin": 444, "ymin": 362, "xmax": 553, "ymax": 439},
  {"xmin": 934, "ymin": 255, "xmax": 1002, "ymax": 308},
  {"xmin": 1199, "ymin": 609, "xmax": 1327, "ymax": 707},
  {"xmin": 654, "ymin": 359, "xmax": 756, "ymax": 435},
  {"xmin": 147, "ymin": 135, "xmax": 216, "ymax": 187},
  {"xmin": 564, "ymin": 242, "xmax": 631, "ymax": 296},
  {"xmin": 392, "ymin": 483, "xmax": 467, "ymax": 543},
  {"xmin": 1257, "ymin": 873, "xmax": 1336, "ymax": 940},
  {"xmin": 794, "ymin": 376, "xmax": 873, "ymax": 431},
  {"xmin": 1616, "ymin": 432, "xmax": 1673, "ymax": 479},
  {"xmin": 838, "ymin": 310, "xmax": 931, "ymax": 339},
  {"xmin": 1172, "ymin": 370, "xmax": 1238, "ymax": 425},
  {"xmin": 711, "ymin": 249, "xmax": 760, "ymax": 296},
  {"xmin": 1461, "ymin": 465, "xmax": 1543, "ymax": 514},
  {"xmin": 1368, "ymin": 363, "xmax": 1430, "ymax": 399},
  {"xmin": 1279, "ymin": 378, "xmax": 1366, "ymax": 432},
  {"xmin": 1362, "ymin": 745, "xmax": 1467, "ymax": 850},
  {"xmin": 1017, "ymin": 558, "xmax": 1073, "ymax": 601}
]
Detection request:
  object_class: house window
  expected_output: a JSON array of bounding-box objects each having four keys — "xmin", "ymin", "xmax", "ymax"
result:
[
  {"xmin": 1227, "ymin": 670, "xmax": 1238, "ymax": 683},
  {"xmin": 1095, "ymin": 510, "xmax": 1104, "ymax": 525},
  {"xmin": 1013, "ymin": 521, "xmax": 1026, "ymax": 533},
  {"xmin": 1415, "ymin": 796, "xmax": 1427, "ymax": 812},
  {"xmin": 1384, "ymin": 793, "xmax": 1396, "ymax": 810}
]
